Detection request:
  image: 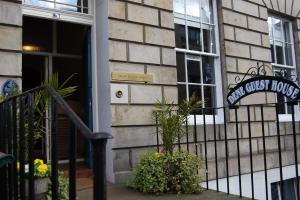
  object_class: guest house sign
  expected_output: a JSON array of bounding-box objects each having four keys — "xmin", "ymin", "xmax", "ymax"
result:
[{"xmin": 227, "ymin": 65, "xmax": 300, "ymax": 105}]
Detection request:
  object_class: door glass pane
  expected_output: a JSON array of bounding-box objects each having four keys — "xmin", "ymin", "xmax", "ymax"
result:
[
  {"xmin": 57, "ymin": 22, "xmax": 87, "ymax": 55},
  {"xmin": 275, "ymin": 41, "xmax": 284, "ymax": 65},
  {"xmin": 201, "ymin": 0, "xmax": 212, "ymax": 24},
  {"xmin": 285, "ymin": 44, "xmax": 293, "ymax": 66},
  {"xmin": 188, "ymin": 26, "xmax": 202, "ymax": 51},
  {"xmin": 186, "ymin": 0, "xmax": 200, "ymax": 21},
  {"xmin": 187, "ymin": 60, "xmax": 201, "ymax": 83},
  {"xmin": 202, "ymin": 56, "xmax": 215, "ymax": 84},
  {"xmin": 177, "ymin": 53, "xmax": 186, "ymax": 82},
  {"xmin": 23, "ymin": 17, "xmax": 53, "ymax": 52},
  {"xmin": 175, "ymin": 23, "xmax": 187, "ymax": 49}
]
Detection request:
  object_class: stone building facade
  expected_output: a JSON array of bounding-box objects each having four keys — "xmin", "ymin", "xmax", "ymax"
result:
[{"xmin": 1, "ymin": 0, "xmax": 300, "ymax": 198}]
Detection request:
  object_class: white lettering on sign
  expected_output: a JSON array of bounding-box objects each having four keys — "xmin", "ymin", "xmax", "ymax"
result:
[{"xmin": 227, "ymin": 77, "xmax": 300, "ymax": 105}]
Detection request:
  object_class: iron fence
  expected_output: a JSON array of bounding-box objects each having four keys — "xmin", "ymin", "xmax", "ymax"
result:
[
  {"xmin": 0, "ymin": 86, "xmax": 112, "ymax": 200},
  {"xmin": 113, "ymin": 101, "xmax": 300, "ymax": 200}
]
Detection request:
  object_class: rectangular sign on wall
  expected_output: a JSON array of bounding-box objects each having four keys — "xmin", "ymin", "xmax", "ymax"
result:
[{"xmin": 111, "ymin": 72, "xmax": 153, "ymax": 83}]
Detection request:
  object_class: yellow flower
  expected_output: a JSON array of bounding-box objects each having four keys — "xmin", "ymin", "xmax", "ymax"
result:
[
  {"xmin": 154, "ymin": 152, "xmax": 161, "ymax": 158},
  {"xmin": 37, "ymin": 164, "xmax": 48, "ymax": 174},
  {"xmin": 34, "ymin": 159, "xmax": 44, "ymax": 165}
]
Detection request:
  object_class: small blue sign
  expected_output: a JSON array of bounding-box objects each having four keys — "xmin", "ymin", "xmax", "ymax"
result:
[{"xmin": 2, "ymin": 80, "xmax": 19, "ymax": 96}]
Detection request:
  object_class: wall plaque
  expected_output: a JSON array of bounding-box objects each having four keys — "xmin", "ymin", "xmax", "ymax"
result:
[{"xmin": 111, "ymin": 72, "xmax": 153, "ymax": 82}]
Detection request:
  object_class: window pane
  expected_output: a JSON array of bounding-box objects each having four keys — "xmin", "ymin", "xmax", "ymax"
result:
[
  {"xmin": 188, "ymin": 26, "xmax": 202, "ymax": 51},
  {"xmin": 201, "ymin": 0, "xmax": 212, "ymax": 24},
  {"xmin": 23, "ymin": 17, "xmax": 53, "ymax": 52},
  {"xmin": 275, "ymin": 41, "xmax": 284, "ymax": 65},
  {"xmin": 174, "ymin": 0, "xmax": 185, "ymax": 16},
  {"xmin": 273, "ymin": 18, "xmax": 282, "ymax": 41},
  {"xmin": 56, "ymin": 4, "xmax": 78, "ymax": 12},
  {"xmin": 270, "ymin": 41, "xmax": 275, "ymax": 63},
  {"xmin": 188, "ymin": 85, "xmax": 202, "ymax": 101},
  {"xmin": 203, "ymin": 25, "xmax": 215, "ymax": 53},
  {"xmin": 202, "ymin": 56, "xmax": 215, "ymax": 84},
  {"xmin": 282, "ymin": 179, "xmax": 296, "ymax": 199},
  {"xmin": 23, "ymin": 0, "xmax": 54, "ymax": 9},
  {"xmin": 57, "ymin": 22, "xmax": 87, "ymax": 55},
  {"xmin": 187, "ymin": 60, "xmax": 201, "ymax": 83},
  {"xmin": 285, "ymin": 44, "xmax": 293, "ymax": 66},
  {"xmin": 204, "ymin": 86, "xmax": 216, "ymax": 114},
  {"xmin": 283, "ymin": 21, "xmax": 291, "ymax": 43},
  {"xmin": 175, "ymin": 23, "xmax": 187, "ymax": 49},
  {"xmin": 177, "ymin": 53, "xmax": 186, "ymax": 82},
  {"xmin": 268, "ymin": 17, "xmax": 273, "ymax": 39},
  {"xmin": 186, "ymin": 0, "xmax": 200, "ymax": 21},
  {"xmin": 178, "ymin": 84, "xmax": 187, "ymax": 104}
]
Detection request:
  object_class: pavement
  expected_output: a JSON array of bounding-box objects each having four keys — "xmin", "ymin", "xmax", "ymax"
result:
[{"xmin": 77, "ymin": 183, "xmax": 249, "ymax": 200}]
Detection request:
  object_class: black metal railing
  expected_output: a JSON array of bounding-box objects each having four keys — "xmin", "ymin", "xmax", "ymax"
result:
[
  {"xmin": 0, "ymin": 85, "xmax": 112, "ymax": 200},
  {"xmin": 113, "ymin": 101, "xmax": 300, "ymax": 200}
]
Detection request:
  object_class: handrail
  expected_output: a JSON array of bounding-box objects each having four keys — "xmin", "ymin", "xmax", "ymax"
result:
[
  {"xmin": 0, "ymin": 85, "xmax": 112, "ymax": 141},
  {"xmin": 0, "ymin": 85, "xmax": 111, "ymax": 200}
]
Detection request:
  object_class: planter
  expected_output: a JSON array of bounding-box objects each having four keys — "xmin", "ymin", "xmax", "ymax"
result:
[{"xmin": 25, "ymin": 177, "xmax": 50, "ymax": 200}]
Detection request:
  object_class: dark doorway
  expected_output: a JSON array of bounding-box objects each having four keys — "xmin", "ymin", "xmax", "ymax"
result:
[{"xmin": 22, "ymin": 16, "xmax": 91, "ymax": 161}]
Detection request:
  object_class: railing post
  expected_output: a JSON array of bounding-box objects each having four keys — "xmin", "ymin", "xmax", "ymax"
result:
[
  {"xmin": 92, "ymin": 139, "xmax": 108, "ymax": 200},
  {"xmin": 51, "ymin": 99, "xmax": 58, "ymax": 200}
]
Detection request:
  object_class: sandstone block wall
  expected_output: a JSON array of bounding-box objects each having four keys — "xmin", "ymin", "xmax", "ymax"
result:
[
  {"xmin": 108, "ymin": 0, "xmax": 177, "ymax": 183},
  {"xmin": 0, "ymin": 0, "xmax": 22, "ymax": 91},
  {"xmin": 108, "ymin": 0, "xmax": 300, "ymax": 184}
]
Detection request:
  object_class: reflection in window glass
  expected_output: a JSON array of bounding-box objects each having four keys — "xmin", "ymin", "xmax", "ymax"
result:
[
  {"xmin": 23, "ymin": 0, "xmax": 88, "ymax": 13},
  {"xmin": 174, "ymin": 0, "xmax": 185, "ymax": 16},
  {"xmin": 176, "ymin": 53, "xmax": 186, "ymax": 82},
  {"xmin": 201, "ymin": 0, "xmax": 212, "ymax": 23},
  {"xmin": 188, "ymin": 26, "xmax": 202, "ymax": 51},
  {"xmin": 178, "ymin": 84, "xmax": 187, "ymax": 104},
  {"xmin": 174, "ymin": 0, "xmax": 219, "ymax": 116},
  {"xmin": 275, "ymin": 41, "xmax": 284, "ymax": 65},
  {"xmin": 175, "ymin": 24, "xmax": 187, "ymax": 49},
  {"xmin": 273, "ymin": 18, "xmax": 282, "ymax": 41},
  {"xmin": 203, "ymin": 25, "xmax": 214, "ymax": 53},
  {"xmin": 24, "ymin": 0, "xmax": 54, "ymax": 9},
  {"xmin": 202, "ymin": 56, "xmax": 214, "ymax": 84},
  {"xmin": 204, "ymin": 86, "xmax": 216, "ymax": 113},
  {"xmin": 186, "ymin": 0, "xmax": 200, "ymax": 20},
  {"xmin": 268, "ymin": 14, "xmax": 296, "ymax": 113},
  {"xmin": 189, "ymin": 85, "xmax": 202, "ymax": 102},
  {"xmin": 187, "ymin": 60, "xmax": 201, "ymax": 83}
]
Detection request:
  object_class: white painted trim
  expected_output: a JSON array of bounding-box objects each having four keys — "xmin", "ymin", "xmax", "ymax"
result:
[
  {"xmin": 205, "ymin": 164, "xmax": 300, "ymax": 200},
  {"xmin": 22, "ymin": 3, "xmax": 93, "ymax": 25}
]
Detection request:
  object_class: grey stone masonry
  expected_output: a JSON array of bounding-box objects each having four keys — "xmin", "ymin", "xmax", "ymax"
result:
[
  {"xmin": 0, "ymin": 0, "xmax": 22, "ymax": 91},
  {"xmin": 108, "ymin": 0, "xmax": 177, "ymax": 183}
]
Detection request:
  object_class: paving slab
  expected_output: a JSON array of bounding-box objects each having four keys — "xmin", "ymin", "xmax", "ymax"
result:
[{"xmin": 77, "ymin": 184, "xmax": 249, "ymax": 200}]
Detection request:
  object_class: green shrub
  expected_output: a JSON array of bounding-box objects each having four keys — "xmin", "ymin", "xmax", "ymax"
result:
[{"xmin": 128, "ymin": 151, "xmax": 203, "ymax": 194}]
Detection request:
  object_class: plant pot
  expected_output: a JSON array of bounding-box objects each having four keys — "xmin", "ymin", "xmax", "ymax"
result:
[{"xmin": 25, "ymin": 177, "xmax": 50, "ymax": 200}]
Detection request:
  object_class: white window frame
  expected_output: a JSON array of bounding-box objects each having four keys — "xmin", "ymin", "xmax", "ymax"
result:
[
  {"xmin": 174, "ymin": 0, "xmax": 223, "ymax": 124},
  {"xmin": 268, "ymin": 15, "xmax": 299, "ymax": 122}
]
